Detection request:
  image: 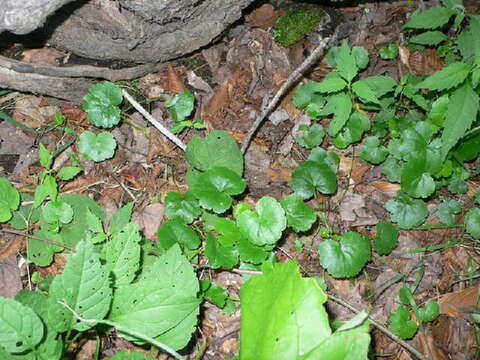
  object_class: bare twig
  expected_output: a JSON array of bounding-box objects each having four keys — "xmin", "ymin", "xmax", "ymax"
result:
[
  {"xmin": 240, "ymin": 29, "xmax": 341, "ymax": 154},
  {"xmin": 122, "ymin": 89, "xmax": 187, "ymax": 151},
  {"xmin": 0, "ymin": 228, "xmax": 76, "ymax": 252}
]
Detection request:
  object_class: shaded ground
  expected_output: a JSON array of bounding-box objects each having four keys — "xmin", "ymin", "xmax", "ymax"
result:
[{"xmin": 1, "ymin": 0, "xmax": 480, "ymax": 359}]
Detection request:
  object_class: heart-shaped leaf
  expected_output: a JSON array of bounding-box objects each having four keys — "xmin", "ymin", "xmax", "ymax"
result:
[
  {"xmin": 82, "ymin": 82, "xmax": 123, "ymax": 128},
  {"xmin": 291, "ymin": 161, "xmax": 337, "ymax": 199},
  {"xmin": 79, "ymin": 131, "xmax": 117, "ymax": 162}
]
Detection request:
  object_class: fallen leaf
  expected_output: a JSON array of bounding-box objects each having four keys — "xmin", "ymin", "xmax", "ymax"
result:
[
  {"xmin": 166, "ymin": 64, "xmax": 185, "ymax": 94},
  {"xmin": 247, "ymin": 4, "xmax": 279, "ymax": 29},
  {"xmin": 134, "ymin": 203, "xmax": 164, "ymax": 241},
  {"xmin": 439, "ymin": 286, "xmax": 480, "ymax": 320},
  {"xmin": 21, "ymin": 47, "xmax": 67, "ymax": 66}
]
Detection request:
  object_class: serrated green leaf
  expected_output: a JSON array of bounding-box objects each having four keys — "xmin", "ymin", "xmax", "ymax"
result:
[
  {"xmin": 214, "ymin": 218, "xmax": 242, "ymax": 247},
  {"xmin": 109, "ymin": 245, "xmax": 199, "ymax": 350},
  {"xmin": 27, "ymin": 229, "xmax": 64, "ymax": 266},
  {"xmin": 389, "ymin": 306, "xmax": 418, "ymax": 339},
  {"xmin": 428, "ymin": 94, "xmax": 449, "ymax": 126},
  {"xmin": 237, "ymin": 196, "xmax": 286, "ymax": 246},
  {"xmin": 33, "ymin": 175, "xmax": 57, "ymax": 208},
  {"xmin": 205, "ymin": 234, "xmax": 238, "ymax": 269},
  {"xmin": 410, "ymin": 31, "xmax": 447, "ymax": 45},
  {"xmin": 166, "ymin": 89, "xmax": 195, "ymax": 122},
  {"xmin": 333, "ymin": 110, "xmax": 370, "ymax": 148},
  {"xmin": 336, "ymin": 41, "xmax": 358, "ymax": 82},
  {"xmin": 39, "ymin": 143, "xmax": 52, "ymax": 170},
  {"xmin": 441, "ymin": 84, "xmax": 479, "ymax": 159},
  {"xmin": 42, "ymin": 200, "xmax": 73, "ymax": 224},
  {"xmin": 57, "ymin": 166, "xmax": 82, "ymax": 181},
  {"xmin": 318, "ymin": 232, "xmax": 371, "ymax": 278},
  {"xmin": 374, "ymin": 221, "xmax": 399, "ymax": 255},
  {"xmin": 157, "ymin": 219, "xmax": 201, "ymax": 251},
  {"xmin": 297, "ymin": 123, "xmax": 325, "ymax": 149},
  {"xmin": 417, "ymin": 300, "xmax": 440, "ymax": 322},
  {"xmin": 386, "ymin": 196, "xmax": 428, "ymax": 229},
  {"xmin": 417, "ymin": 62, "xmax": 471, "ymax": 91},
  {"xmin": 403, "ymin": 6, "xmax": 455, "ymax": 30},
  {"xmin": 79, "ymin": 131, "xmax": 116, "ymax": 162},
  {"xmin": 82, "ymin": 82, "xmax": 122, "ymax": 128},
  {"xmin": 108, "ymin": 202, "xmax": 133, "ymax": 235},
  {"xmin": 48, "ymin": 241, "xmax": 112, "ymax": 332},
  {"xmin": 360, "ymin": 136, "xmax": 388, "ymax": 164},
  {"xmin": 291, "ymin": 160, "xmax": 337, "ymax": 199},
  {"xmin": 280, "ymin": 194, "xmax": 317, "ymax": 232},
  {"xmin": 188, "ymin": 167, "xmax": 246, "ymax": 214},
  {"xmin": 0, "ymin": 177, "xmax": 20, "ymax": 222},
  {"xmin": 436, "ymin": 199, "xmax": 461, "ymax": 225},
  {"xmin": 85, "ymin": 207, "xmax": 104, "ymax": 234},
  {"xmin": 105, "ymin": 222, "xmax": 142, "ymax": 286},
  {"xmin": 312, "ymin": 73, "xmax": 347, "ymax": 93},
  {"xmin": 362, "ymin": 75, "xmax": 397, "ymax": 98},
  {"xmin": 164, "ymin": 191, "xmax": 201, "ymax": 224},
  {"xmin": 352, "ymin": 80, "xmax": 379, "ymax": 104},
  {"xmin": 465, "ymin": 207, "xmax": 480, "ymax": 239},
  {"xmin": 186, "ymin": 130, "xmax": 243, "ymax": 176},
  {"xmin": 0, "ymin": 297, "xmax": 44, "ymax": 353},
  {"xmin": 327, "ymin": 92, "xmax": 353, "ymax": 136},
  {"xmin": 293, "ymin": 82, "xmax": 323, "ymax": 108},
  {"xmin": 240, "ymin": 261, "xmax": 333, "ymax": 360}
]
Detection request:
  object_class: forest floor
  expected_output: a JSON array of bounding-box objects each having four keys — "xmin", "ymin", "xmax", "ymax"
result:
[{"xmin": 1, "ymin": 0, "xmax": 480, "ymax": 359}]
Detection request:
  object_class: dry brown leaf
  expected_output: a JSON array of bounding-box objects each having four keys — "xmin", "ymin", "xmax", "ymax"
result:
[
  {"xmin": 399, "ymin": 45, "xmax": 443, "ymax": 75},
  {"xmin": 135, "ymin": 203, "xmax": 164, "ymax": 241},
  {"xmin": 21, "ymin": 47, "xmax": 67, "ymax": 66},
  {"xmin": 11, "ymin": 96, "xmax": 50, "ymax": 130},
  {"xmin": 0, "ymin": 255, "xmax": 22, "ymax": 298},
  {"xmin": 0, "ymin": 236, "xmax": 24, "ymax": 263},
  {"xmin": 166, "ymin": 64, "xmax": 185, "ymax": 94},
  {"xmin": 439, "ymin": 286, "xmax": 480, "ymax": 319},
  {"xmin": 417, "ymin": 332, "xmax": 449, "ymax": 360},
  {"xmin": 247, "ymin": 4, "xmax": 279, "ymax": 29},
  {"xmin": 61, "ymin": 176, "xmax": 103, "ymax": 193},
  {"xmin": 369, "ymin": 181, "xmax": 401, "ymax": 193}
]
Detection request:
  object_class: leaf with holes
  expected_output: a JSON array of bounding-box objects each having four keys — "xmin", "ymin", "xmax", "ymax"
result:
[
  {"xmin": 27, "ymin": 229, "xmax": 64, "ymax": 266},
  {"xmin": 48, "ymin": 241, "xmax": 112, "ymax": 332},
  {"xmin": 237, "ymin": 196, "xmax": 286, "ymax": 246},
  {"xmin": 82, "ymin": 82, "xmax": 123, "ymax": 128},
  {"xmin": 318, "ymin": 232, "xmax": 371, "ymax": 278}
]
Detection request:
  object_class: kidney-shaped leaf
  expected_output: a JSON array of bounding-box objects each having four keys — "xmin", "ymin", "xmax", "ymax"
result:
[
  {"xmin": 79, "ymin": 131, "xmax": 116, "ymax": 162},
  {"xmin": 281, "ymin": 194, "xmax": 317, "ymax": 232},
  {"xmin": 82, "ymin": 82, "xmax": 122, "ymax": 128},
  {"xmin": 291, "ymin": 161, "xmax": 337, "ymax": 199}
]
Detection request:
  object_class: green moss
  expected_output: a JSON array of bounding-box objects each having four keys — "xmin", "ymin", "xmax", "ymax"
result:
[{"xmin": 273, "ymin": 4, "xmax": 327, "ymax": 46}]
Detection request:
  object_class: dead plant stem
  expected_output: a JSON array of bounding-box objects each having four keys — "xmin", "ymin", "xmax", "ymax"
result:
[{"xmin": 0, "ymin": 228, "xmax": 76, "ymax": 252}]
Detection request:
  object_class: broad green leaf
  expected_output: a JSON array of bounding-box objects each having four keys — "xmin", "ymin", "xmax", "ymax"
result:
[
  {"xmin": 417, "ymin": 300, "xmax": 440, "ymax": 322},
  {"xmin": 454, "ymin": 134, "xmax": 480, "ymax": 161},
  {"xmin": 389, "ymin": 306, "xmax": 418, "ymax": 339},
  {"xmin": 110, "ymin": 245, "xmax": 199, "ymax": 350},
  {"xmin": 360, "ymin": 136, "xmax": 388, "ymax": 164},
  {"xmin": 165, "ymin": 89, "xmax": 195, "ymax": 122},
  {"xmin": 157, "ymin": 219, "xmax": 201, "ymax": 251},
  {"xmin": 186, "ymin": 130, "xmax": 243, "ymax": 176},
  {"xmin": 240, "ymin": 262, "xmax": 331, "ymax": 360},
  {"xmin": 379, "ymin": 44, "xmax": 399, "ymax": 59},
  {"xmin": 401, "ymin": 154, "xmax": 435, "ymax": 198},
  {"xmin": 291, "ymin": 161, "xmax": 337, "ymax": 199},
  {"xmin": 297, "ymin": 124, "xmax": 325, "ymax": 149},
  {"xmin": 465, "ymin": 207, "xmax": 480, "ymax": 239},
  {"xmin": 333, "ymin": 111, "xmax": 370, "ymax": 149},
  {"xmin": 108, "ymin": 202, "xmax": 134, "ymax": 235},
  {"xmin": 238, "ymin": 235, "xmax": 270, "ymax": 264},
  {"xmin": 27, "ymin": 229, "xmax": 64, "ymax": 266},
  {"xmin": 327, "ymin": 92, "xmax": 353, "ymax": 136},
  {"xmin": 200, "ymin": 280, "xmax": 228, "ymax": 308},
  {"xmin": 57, "ymin": 166, "xmax": 82, "ymax": 181},
  {"xmin": 85, "ymin": 207, "xmax": 104, "ymax": 234},
  {"xmin": 318, "ymin": 232, "xmax": 371, "ymax": 278},
  {"xmin": 352, "ymin": 46, "xmax": 369, "ymax": 70},
  {"xmin": 428, "ymin": 94, "xmax": 449, "ymax": 126},
  {"xmin": 39, "ymin": 143, "xmax": 52, "ymax": 170},
  {"xmin": 164, "ymin": 191, "xmax": 201, "ymax": 224},
  {"xmin": 48, "ymin": 241, "xmax": 112, "ymax": 332},
  {"xmin": 293, "ymin": 82, "xmax": 324, "ymax": 108},
  {"xmin": 280, "ymin": 194, "xmax": 317, "ymax": 232},
  {"xmin": 79, "ymin": 131, "xmax": 116, "ymax": 162},
  {"xmin": 307, "ymin": 147, "xmax": 340, "ymax": 171},
  {"xmin": 436, "ymin": 199, "xmax": 461, "ymax": 225},
  {"xmin": 214, "ymin": 218, "xmax": 242, "ymax": 247},
  {"xmin": 441, "ymin": 84, "xmax": 479, "ymax": 159},
  {"xmin": 361, "ymin": 76, "xmax": 397, "ymax": 97},
  {"xmin": 33, "ymin": 175, "xmax": 57, "ymax": 208},
  {"xmin": 0, "ymin": 297, "xmax": 44, "ymax": 353},
  {"xmin": 237, "ymin": 196, "xmax": 286, "ymax": 246},
  {"xmin": 42, "ymin": 200, "xmax": 73, "ymax": 224},
  {"xmin": 82, "ymin": 82, "xmax": 122, "ymax": 128},
  {"xmin": 312, "ymin": 73, "xmax": 347, "ymax": 93},
  {"xmin": 410, "ymin": 31, "xmax": 447, "ymax": 45},
  {"xmin": 386, "ymin": 195, "xmax": 428, "ymax": 229},
  {"xmin": 9, "ymin": 193, "xmax": 40, "ymax": 230},
  {"xmin": 352, "ymin": 80, "xmax": 379, "ymax": 104},
  {"xmin": 374, "ymin": 221, "xmax": 399, "ymax": 255},
  {"xmin": 403, "ymin": 6, "xmax": 455, "ymax": 29},
  {"xmin": 0, "ymin": 177, "xmax": 20, "ymax": 222},
  {"xmin": 336, "ymin": 41, "xmax": 358, "ymax": 82},
  {"xmin": 205, "ymin": 234, "xmax": 238, "ymax": 269},
  {"xmin": 105, "ymin": 222, "xmax": 142, "ymax": 286},
  {"xmin": 417, "ymin": 62, "xmax": 471, "ymax": 91},
  {"xmin": 382, "ymin": 156, "xmax": 402, "ymax": 182},
  {"xmin": 188, "ymin": 167, "xmax": 246, "ymax": 214}
]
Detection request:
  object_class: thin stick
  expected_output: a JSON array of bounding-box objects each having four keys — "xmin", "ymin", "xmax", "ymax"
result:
[
  {"xmin": 122, "ymin": 89, "xmax": 187, "ymax": 151},
  {"xmin": 240, "ymin": 29, "xmax": 340, "ymax": 154},
  {"xmin": 328, "ymin": 294, "xmax": 430, "ymax": 360},
  {"xmin": 58, "ymin": 301, "xmax": 185, "ymax": 360},
  {"xmin": 0, "ymin": 228, "xmax": 75, "ymax": 252}
]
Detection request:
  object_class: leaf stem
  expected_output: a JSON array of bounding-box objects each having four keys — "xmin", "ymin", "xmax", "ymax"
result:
[
  {"xmin": 0, "ymin": 227, "xmax": 76, "ymax": 252},
  {"xmin": 58, "ymin": 301, "xmax": 185, "ymax": 360}
]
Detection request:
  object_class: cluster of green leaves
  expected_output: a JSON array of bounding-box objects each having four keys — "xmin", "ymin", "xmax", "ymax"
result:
[
  {"xmin": 165, "ymin": 89, "xmax": 206, "ymax": 134},
  {"xmin": 389, "ymin": 287, "xmax": 440, "ymax": 339}
]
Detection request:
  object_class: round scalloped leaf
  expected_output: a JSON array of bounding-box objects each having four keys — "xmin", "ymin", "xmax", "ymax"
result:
[
  {"xmin": 238, "ymin": 235, "xmax": 270, "ymax": 264},
  {"xmin": 360, "ymin": 136, "xmax": 388, "ymax": 164},
  {"xmin": 280, "ymin": 194, "xmax": 316, "ymax": 232},
  {"xmin": 237, "ymin": 196, "xmax": 286, "ymax": 246},
  {"xmin": 0, "ymin": 177, "xmax": 20, "ymax": 222},
  {"xmin": 465, "ymin": 207, "xmax": 480, "ymax": 239},
  {"xmin": 436, "ymin": 199, "xmax": 461, "ymax": 225},
  {"xmin": 165, "ymin": 89, "xmax": 195, "ymax": 122},
  {"xmin": 291, "ymin": 160, "xmax": 337, "ymax": 199},
  {"xmin": 374, "ymin": 221, "xmax": 399, "ymax": 255},
  {"xmin": 42, "ymin": 200, "xmax": 73, "ymax": 224},
  {"xmin": 79, "ymin": 131, "xmax": 116, "ymax": 162},
  {"xmin": 297, "ymin": 124, "xmax": 325, "ymax": 149},
  {"xmin": 417, "ymin": 300, "xmax": 440, "ymax": 323},
  {"xmin": 386, "ymin": 196, "xmax": 428, "ymax": 229},
  {"xmin": 389, "ymin": 306, "xmax": 418, "ymax": 339},
  {"xmin": 164, "ymin": 191, "xmax": 201, "ymax": 224},
  {"xmin": 0, "ymin": 297, "xmax": 44, "ymax": 353},
  {"xmin": 318, "ymin": 232, "xmax": 371, "ymax": 278},
  {"xmin": 205, "ymin": 234, "xmax": 238, "ymax": 269},
  {"xmin": 157, "ymin": 219, "xmax": 201, "ymax": 251},
  {"xmin": 188, "ymin": 167, "xmax": 246, "ymax": 214},
  {"xmin": 82, "ymin": 82, "xmax": 122, "ymax": 128}
]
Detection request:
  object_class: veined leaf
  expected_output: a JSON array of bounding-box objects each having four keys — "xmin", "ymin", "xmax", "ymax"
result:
[
  {"xmin": 312, "ymin": 73, "xmax": 347, "ymax": 93},
  {"xmin": 205, "ymin": 233, "xmax": 238, "ymax": 269},
  {"xmin": 79, "ymin": 131, "xmax": 117, "ymax": 162},
  {"xmin": 417, "ymin": 62, "xmax": 471, "ymax": 91},
  {"xmin": 82, "ymin": 82, "xmax": 122, "ymax": 128},
  {"xmin": 361, "ymin": 76, "xmax": 397, "ymax": 97},
  {"xmin": 374, "ymin": 221, "xmax": 399, "ymax": 255},
  {"xmin": 327, "ymin": 92, "xmax": 353, "ymax": 136},
  {"xmin": 291, "ymin": 161, "xmax": 338, "ymax": 199},
  {"xmin": 409, "ymin": 30, "xmax": 447, "ymax": 45},
  {"xmin": 0, "ymin": 177, "xmax": 20, "ymax": 223},
  {"xmin": 280, "ymin": 194, "xmax": 317, "ymax": 232},
  {"xmin": 389, "ymin": 306, "xmax": 418, "ymax": 339},
  {"xmin": 441, "ymin": 84, "xmax": 479, "ymax": 159},
  {"xmin": 403, "ymin": 6, "xmax": 455, "ymax": 30},
  {"xmin": 352, "ymin": 80, "xmax": 379, "ymax": 104},
  {"xmin": 386, "ymin": 195, "xmax": 428, "ymax": 229},
  {"xmin": 164, "ymin": 191, "xmax": 201, "ymax": 224},
  {"xmin": 157, "ymin": 218, "xmax": 201, "ymax": 251},
  {"xmin": 336, "ymin": 40, "xmax": 358, "ymax": 82}
]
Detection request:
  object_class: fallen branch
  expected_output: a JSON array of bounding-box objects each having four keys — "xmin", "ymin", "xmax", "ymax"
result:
[
  {"xmin": 0, "ymin": 228, "xmax": 75, "ymax": 252},
  {"xmin": 240, "ymin": 28, "xmax": 341, "ymax": 154}
]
